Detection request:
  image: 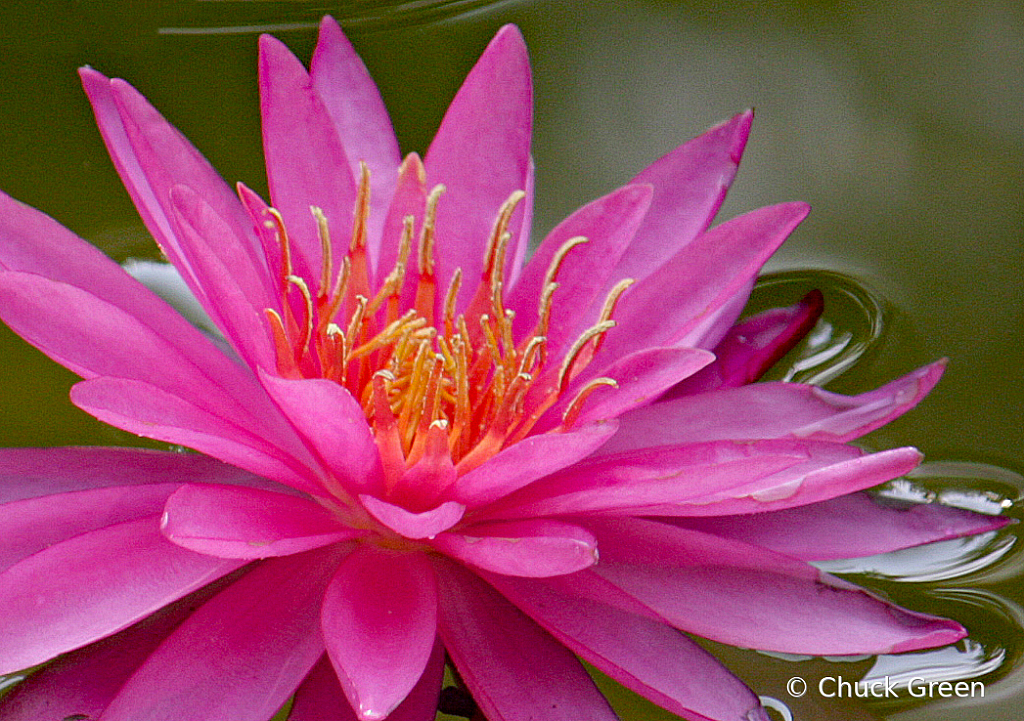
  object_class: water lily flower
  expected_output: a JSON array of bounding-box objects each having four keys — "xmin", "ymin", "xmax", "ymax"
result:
[{"xmin": 0, "ymin": 17, "xmax": 1007, "ymax": 721}]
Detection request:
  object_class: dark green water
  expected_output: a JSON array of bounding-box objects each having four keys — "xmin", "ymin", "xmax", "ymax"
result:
[{"xmin": 1, "ymin": 1, "xmax": 1021, "ymax": 719}]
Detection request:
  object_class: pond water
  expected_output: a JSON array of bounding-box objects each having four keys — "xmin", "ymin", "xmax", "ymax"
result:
[{"xmin": 0, "ymin": 1, "xmax": 1021, "ymax": 720}]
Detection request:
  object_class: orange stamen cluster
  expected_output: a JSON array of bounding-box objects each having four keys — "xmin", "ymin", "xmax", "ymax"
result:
[{"xmin": 260, "ymin": 159, "xmax": 627, "ymax": 478}]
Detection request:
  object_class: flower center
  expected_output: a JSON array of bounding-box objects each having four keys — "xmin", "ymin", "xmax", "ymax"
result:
[{"xmin": 256, "ymin": 158, "xmax": 628, "ymax": 485}]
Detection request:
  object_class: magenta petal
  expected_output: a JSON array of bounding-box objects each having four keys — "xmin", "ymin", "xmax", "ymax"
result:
[
  {"xmin": 433, "ymin": 519, "xmax": 598, "ymax": 577},
  {"xmin": 604, "ymin": 361, "xmax": 947, "ymax": 454},
  {"xmin": 489, "ymin": 573, "xmax": 768, "ymax": 721},
  {"xmin": 613, "ymin": 110, "xmax": 754, "ymax": 284},
  {"xmin": 433, "ymin": 558, "xmax": 619, "ymax": 721},
  {"xmin": 100, "ymin": 549, "xmax": 336, "ymax": 721},
  {"xmin": 321, "ymin": 548, "xmax": 438, "ymax": 721},
  {"xmin": 535, "ymin": 347, "xmax": 714, "ymax": 432},
  {"xmin": 310, "ymin": 16, "xmax": 400, "ymax": 255},
  {"xmin": 358, "ymin": 495, "xmax": 465, "ymax": 539},
  {"xmin": 162, "ymin": 484, "xmax": 361, "ymax": 559},
  {"xmin": 71, "ymin": 377, "xmax": 323, "ymax": 495},
  {"xmin": 260, "ymin": 33, "xmax": 356, "ymax": 281},
  {"xmin": 79, "ymin": 71, "xmax": 266, "ymax": 296},
  {"xmin": 168, "ymin": 184, "xmax": 276, "ymax": 370},
  {"xmin": 670, "ymin": 491, "xmax": 1011, "ymax": 561},
  {"xmin": 259, "ymin": 372, "xmax": 384, "ymax": 494},
  {"xmin": 290, "ymin": 642, "xmax": 444, "ymax": 721},
  {"xmin": 507, "ymin": 183, "xmax": 653, "ymax": 355},
  {"xmin": 589, "ymin": 517, "xmax": 965, "ymax": 655},
  {"xmin": 424, "ymin": 25, "xmax": 532, "ymax": 313},
  {"xmin": 0, "ymin": 573, "xmax": 234, "ymax": 721},
  {"xmin": 0, "ymin": 483, "xmax": 177, "ymax": 574},
  {"xmin": 0, "ymin": 446, "xmax": 261, "ymax": 503},
  {"xmin": 453, "ymin": 421, "xmax": 617, "ymax": 507},
  {"xmin": 596, "ymin": 202, "xmax": 809, "ymax": 364},
  {"xmin": 480, "ymin": 440, "xmax": 809, "ymax": 519},
  {"xmin": 669, "ymin": 289, "xmax": 825, "ymax": 394},
  {"xmin": 0, "ymin": 517, "xmax": 242, "ymax": 675}
]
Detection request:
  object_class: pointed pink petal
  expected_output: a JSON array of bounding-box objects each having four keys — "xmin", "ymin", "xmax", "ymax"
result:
[
  {"xmin": 589, "ymin": 517, "xmax": 966, "ymax": 655},
  {"xmin": 0, "ymin": 446, "xmax": 262, "ymax": 503},
  {"xmin": 168, "ymin": 184, "xmax": 276, "ymax": 370},
  {"xmin": 374, "ymin": 153, "xmax": 427, "ymax": 294},
  {"xmin": 489, "ymin": 572, "xmax": 768, "ymax": 721},
  {"xmin": 533, "ymin": 347, "xmax": 714, "ymax": 433},
  {"xmin": 259, "ymin": 372, "xmax": 384, "ymax": 495},
  {"xmin": 358, "ymin": 495, "xmax": 465, "ymax": 539},
  {"xmin": 668, "ymin": 289, "xmax": 825, "ymax": 394},
  {"xmin": 670, "ymin": 491, "xmax": 1011, "ymax": 561},
  {"xmin": 612, "ymin": 110, "xmax": 754, "ymax": 284},
  {"xmin": 0, "ymin": 517, "xmax": 242, "ymax": 674},
  {"xmin": 79, "ymin": 70, "xmax": 268, "ymax": 300},
  {"xmin": 0, "ymin": 270, "xmax": 314, "ymax": 469},
  {"xmin": 0, "ymin": 483, "xmax": 177, "ymax": 574},
  {"xmin": 646, "ymin": 445, "xmax": 925, "ymax": 518},
  {"xmin": 0, "ymin": 574, "xmax": 234, "ymax": 721},
  {"xmin": 507, "ymin": 183, "xmax": 652, "ymax": 354},
  {"xmin": 453, "ymin": 420, "xmax": 617, "ymax": 507},
  {"xmin": 162, "ymin": 484, "xmax": 362, "ymax": 559},
  {"xmin": 433, "ymin": 558, "xmax": 619, "ymax": 721},
  {"xmin": 289, "ymin": 643, "xmax": 444, "ymax": 721},
  {"xmin": 260, "ymin": 33, "xmax": 356, "ymax": 281},
  {"xmin": 480, "ymin": 439, "xmax": 810, "ymax": 519},
  {"xmin": 100, "ymin": 549, "xmax": 336, "ymax": 721},
  {"xmin": 71, "ymin": 377, "xmax": 324, "ymax": 495},
  {"xmin": 433, "ymin": 519, "xmax": 598, "ymax": 577},
  {"xmin": 424, "ymin": 25, "xmax": 532, "ymax": 313},
  {"xmin": 603, "ymin": 361, "xmax": 946, "ymax": 454},
  {"xmin": 310, "ymin": 16, "xmax": 401, "ymax": 257},
  {"xmin": 594, "ymin": 202, "xmax": 809, "ymax": 366},
  {"xmin": 321, "ymin": 548, "xmax": 438, "ymax": 721}
]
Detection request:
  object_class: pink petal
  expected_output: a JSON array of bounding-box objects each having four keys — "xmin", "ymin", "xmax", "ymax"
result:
[
  {"xmin": 602, "ymin": 361, "xmax": 947, "ymax": 454},
  {"xmin": 374, "ymin": 152, "xmax": 427, "ymax": 295},
  {"xmin": 100, "ymin": 549, "xmax": 337, "ymax": 721},
  {"xmin": 670, "ymin": 491, "xmax": 1011, "ymax": 561},
  {"xmin": 321, "ymin": 547, "xmax": 438, "ymax": 721},
  {"xmin": 433, "ymin": 558, "xmax": 619, "ymax": 721},
  {"xmin": 310, "ymin": 16, "xmax": 401, "ymax": 256},
  {"xmin": 162, "ymin": 484, "xmax": 362, "ymax": 559},
  {"xmin": 358, "ymin": 495, "xmax": 465, "ymax": 539},
  {"xmin": 424, "ymin": 25, "xmax": 532, "ymax": 314},
  {"xmin": 588, "ymin": 517, "xmax": 966, "ymax": 655},
  {"xmin": 533, "ymin": 347, "xmax": 714, "ymax": 433},
  {"xmin": 71, "ymin": 377, "xmax": 323, "ymax": 495},
  {"xmin": 507, "ymin": 183, "xmax": 652, "ymax": 354},
  {"xmin": 0, "ymin": 446, "xmax": 260, "ymax": 504},
  {"xmin": 611, "ymin": 110, "xmax": 754, "ymax": 284},
  {"xmin": 79, "ymin": 70, "xmax": 268, "ymax": 300},
  {"xmin": 593, "ymin": 202, "xmax": 809, "ymax": 367},
  {"xmin": 259, "ymin": 372, "xmax": 384, "ymax": 495},
  {"xmin": 168, "ymin": 184, "xmax": 276, "ymax": 370},
  {"xmin": 0, "ymin": 483, "xmax": 177, "ymax": 574},
  {"xmin": 668, "ymin": 289, "xmax": 825, "ymax": 394},
  {"xmin": 432, "ymin": 519, "xmax": 599, "ymax": 577},
  {"xmin": 0, "ymin": 517, "xmax": 242, "ymax": 674},
  {"xmin": 0, "ymin": 573, "xmax": 235, "ymax": 721},
  {"xmin": 648, "ymin": 445, "xmax": 925, "ymax": 518},
  {"xmin": 479, "ymin": 439, "xmax": 810, "ymax": 519},
  {"xmin": 289, "ymin": 644, "xmax": 444, "ymax": 721},
  {"xmin": 489, "ymin": 572, "xmax": 768, "ymax": 721},
  {"xmin": 453, "ymin": 420, "xmax": 618, "ymax": 507},
  {"xmin": 260, "ymin": 33, "xmax": 356, "ymax": 282}
]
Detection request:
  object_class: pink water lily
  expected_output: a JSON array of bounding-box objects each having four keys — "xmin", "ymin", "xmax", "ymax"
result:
[{"xmin": 0, "ymin": 17, "xmax": 1007, "ymax": 721}]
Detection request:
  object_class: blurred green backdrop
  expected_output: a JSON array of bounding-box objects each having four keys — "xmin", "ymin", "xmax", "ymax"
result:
[{"xmin": 0, "ymin": 1, "xmax": 1021, "ymax": 720}]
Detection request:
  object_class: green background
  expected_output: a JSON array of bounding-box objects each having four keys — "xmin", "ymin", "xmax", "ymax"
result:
[{"xmin": 0, "ymin": 1, "xmax": 1021, "ymax": 719}]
